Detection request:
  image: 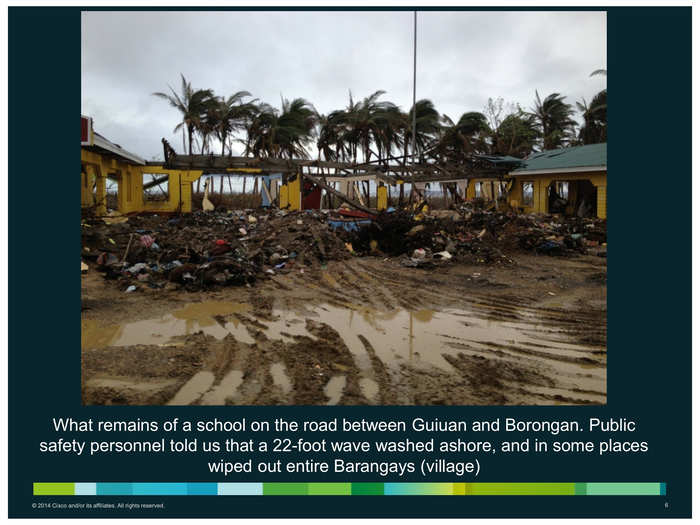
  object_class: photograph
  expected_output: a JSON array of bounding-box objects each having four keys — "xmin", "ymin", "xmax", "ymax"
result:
[{"xmin": 80, "ymin": 9, "xmax": 607, "ymax": 406}]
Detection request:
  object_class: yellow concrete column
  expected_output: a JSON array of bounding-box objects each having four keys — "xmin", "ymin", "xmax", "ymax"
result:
[
  {"xmin": 377, "ymin": 185, "xmax": 388, "ymax": 211},
  {"xmin": 466, "ymin": 180, "xmax": 475, "ymax": 199},
  {"xmin": 537, "ymin": 178, "xmax": 552, "ymax": 214},
  {"xmin": 288, "ymin": 175, "xmax": 301, "ymax": 210},
  {"xmin": 81, "ymin": 167, "xmax": 95, "ymax": 207},
  {"xmin": 180, "ymin": 172, "xmax": 191, "ymax": 213},
  {"xmin": 280, "ymin": 184, "xmax": 289, "ymax": 209},
  {"xmin": 596, "ymin": 185, "xmax": 607, "ymax": 219},
  {"xmin": 92, "ymin": 164, "xmax": 107, "ymax": 216}
]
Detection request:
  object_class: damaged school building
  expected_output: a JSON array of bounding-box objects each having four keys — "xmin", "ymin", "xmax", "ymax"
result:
[{"xmin": 81, "ymin": 115, "xmax": 606, "ymax": 219}]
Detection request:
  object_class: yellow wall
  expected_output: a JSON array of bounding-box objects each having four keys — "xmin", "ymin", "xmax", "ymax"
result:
[
  {"xmin": 466, "ymin": 179, "xmax": 504, "ymax": 200},
  {"xmin": 507, "ymin": 170, "xmax": 606, "ymax": 219},
  {"xmin": 81, "ymin": 148, "xmax": 203, "ymax": 215}
]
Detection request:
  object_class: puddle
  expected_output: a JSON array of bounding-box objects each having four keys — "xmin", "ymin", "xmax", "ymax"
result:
[
  {"xmin": 259, "ymin": 311, "xmax": 318, "ymax": 342},
  {"xmin": 84, "ymin": 299, "xmax": 605, "ymax": 404},
  {"xmin": 82, "ymin": 302, "xmax": 254, "ymax": 349},
  {"xmin": 87, "ymin": 377, "xmax": 179, "ymax": 392},
  {"xmin": 324, "ymin": 375, "xmax": 346, "ymax": 405},
  {"xmin": 359, "ymin": 377, "xmax": 380, "ymax": 402},
  {"xmin": 200, "ymin": 370, "xmax": 244, "ymax": 405},
  {"xmin": 262, "ymin": 303, "xmax": 605, "ymax": 380},
  {"xmin": 270, "ymin": 362, "xmax": 293, "ymax": 395},
  {"xmin": 167, "ymin": 371, "xmax": 215, "ymax": 405}
]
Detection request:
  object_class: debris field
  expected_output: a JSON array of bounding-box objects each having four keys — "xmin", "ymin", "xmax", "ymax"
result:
[{"xmin": 81, "ymin": 206, "xmax": 607, "ymax": 406}]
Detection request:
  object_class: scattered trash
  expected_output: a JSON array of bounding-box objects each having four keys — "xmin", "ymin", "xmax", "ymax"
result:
[
  {"xmin": 82, "ymin": 205, "xmax": 606, "ymax": 292},
  {"xmin": 125, "ymin": 285, "xmax": 137, "ymax": 293},
  {"xmin": 103, "ymin": 211, "xmax": 128, "ymax": 225},
  {"xmin": 127, "ymin": 263, "xmax": 149, "ymax": 274},
  {"xmin": 81, "ymin": 261, "xmax": 89, "ymax": 274},
  {"xmin": 96, "ymin": 252, "xmax": 119, "ymax": 266},
  {"xmin": 140, "ymin": 234, "xmax": 155, "ymax": 248}
]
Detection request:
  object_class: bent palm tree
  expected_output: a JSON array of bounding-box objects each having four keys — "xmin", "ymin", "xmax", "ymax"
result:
[
  {"xmin": 577, "ymin": 89, "xmax": 607, "ymax": 145},
  {"xmin": 209, "ymin": 91, "xmax": 257, "ymax": 156},
  {"xmin": 531, "ymin": 91, "xmax": 576, "ymax": 150},
  {"xmin": 429, "ymin": 111, "xmax": 490, "ymax": 163},
  {"xmin": 492, "ymin": 110, "xmax": 540, "ymax": 157},
  {"xmin": 152, "ymin": 74, "xmax": 214, "ymax": 155},
  {"xmin": 400, "ymin": 99, "xmax": 441, "ymax": 163},
  {"xmin": 246, "ymin": 97, "xmax": 317, "ymax": 159}
]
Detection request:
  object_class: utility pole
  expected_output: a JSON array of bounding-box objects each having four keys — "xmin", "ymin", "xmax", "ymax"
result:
[{"xmin": 411, "ymin": 11, "xmax": 417, "ymax": 165}]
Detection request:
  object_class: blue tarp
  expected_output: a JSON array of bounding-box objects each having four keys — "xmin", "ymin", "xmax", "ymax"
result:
[
  {"xmin": 261, "ymin": 173, "xmax": 283, "ymax": 207},
  {"xmin": 328, "ymin": 219, "xmax": 372, "ymax": 232}
]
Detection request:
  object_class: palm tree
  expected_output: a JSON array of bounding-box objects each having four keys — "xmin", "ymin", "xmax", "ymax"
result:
[
  {"xmin": 577, "ymin": 89, "xmax": 607, "ymax": 145},
  {"xmin": 531, "ymin": 91, "xmax": 576, "ymax": 150},
  {"xmin": 316, "ymin": 110, "xmax": 348, "ymax": 162},
  {"xmin": 208, "ymin": 91, "xmax": 257, "ymax": 156},
  {"xmin": 492, "ymin": 110, "xmax": 540, "ymax": 157},
  {"xmin": 399, "ymin": 99, "xmax": 441, "ymax": 163},
  {"xmin": 428, "ymin": 111, "xmax": 490, "ymax": 163},
  {"xmin": 152, "ymin": 74, "xmax": 214, "ymax": 155},
  {"xmin": 245, "ymin": 97, "xmax": 317, "ymax": 159},
  {"xmin": 342, "ymin": 90, "xmax": 399, "ymax": 165}
]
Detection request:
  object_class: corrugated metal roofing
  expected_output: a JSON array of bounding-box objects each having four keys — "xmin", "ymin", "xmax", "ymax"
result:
[
  {"xmin": 513, "ymin": 143, "xmax": 606, "ymax": 173},
  {"xmin": 84, "ymin": 131, "xmax": 146, "ymax": 165}
]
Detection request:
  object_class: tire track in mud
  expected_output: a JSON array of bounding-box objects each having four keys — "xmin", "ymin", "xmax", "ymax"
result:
[{"xmin": 82, "ymin": 256, "xmax": 607, "ymax": 406}]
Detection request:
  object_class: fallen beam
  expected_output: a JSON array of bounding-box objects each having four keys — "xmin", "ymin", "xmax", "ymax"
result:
[{"xmin": 303, "ymin": 174, "xmax": 376, "ymax": 215}]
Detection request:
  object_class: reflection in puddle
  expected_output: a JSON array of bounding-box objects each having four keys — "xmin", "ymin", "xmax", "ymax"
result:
[
  {"xmin": 262, "ymin": 303, "xmax": 606, "ymax": 395},
  {"xmin": 270, "ymin": 362, "xmax": 293, "ymax": 395},
  {"xmin": 264, "ymin": 304, "xmax": 605, "ymax": 371},
  {"xmin": 324, "ymin": 375, "xmax": 346, "ymax": 405},
  {"xmin": 87, "ymin": 377, "xmax": 179, "ymax": 392},
  {"xmin": 82, "ymin": 302, "xmax": 253, "ymax": 349},
  {"xmin": 167, "ymin": 371, "xmax": 215, "ymax": 405},
  {"xmin": 200, "ymin": 370, "xmax": 244, "ymax": 405},
  {"xmin": 359, "ymin": 377, "xmax": 380, "ymax": 402}
]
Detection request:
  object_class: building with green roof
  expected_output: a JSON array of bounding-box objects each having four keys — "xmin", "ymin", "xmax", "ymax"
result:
[{"xmin": 507, "ymin": 143, "xmax": 607, "ymax": 219}]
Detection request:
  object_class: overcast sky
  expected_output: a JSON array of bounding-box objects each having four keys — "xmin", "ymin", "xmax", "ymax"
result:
[{"xmin": 81, "ymin": 10, "xmax": 606, "ymax": 161}]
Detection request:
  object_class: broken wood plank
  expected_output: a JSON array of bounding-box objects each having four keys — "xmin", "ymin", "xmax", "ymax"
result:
[{"xmin": 303, "ymin": 174, "xmax": 375, "ymax": 215}]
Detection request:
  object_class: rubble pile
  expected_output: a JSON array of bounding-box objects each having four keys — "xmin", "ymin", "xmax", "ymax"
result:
[
  {"xmin": 344, "ymin": 208, "xmax": 606, "ymax": 266},
  {"xmin": 81, "ymin": 209, "xmax": 349, "ymax": 291},
  {"xmin": 82, "ymin": 206, "xmax": 606, "ymax": 291}
]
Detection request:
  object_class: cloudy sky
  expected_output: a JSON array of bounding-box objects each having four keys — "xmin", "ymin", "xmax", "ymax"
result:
[{"xmin": 81, "ymin": 10, "xmax": 606, "ymax": 160}]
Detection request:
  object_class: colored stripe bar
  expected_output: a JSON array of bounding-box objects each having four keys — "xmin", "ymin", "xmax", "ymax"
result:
[{"xmin": 33, "ymin": 482, "xmax": 667, "ymax": 496}]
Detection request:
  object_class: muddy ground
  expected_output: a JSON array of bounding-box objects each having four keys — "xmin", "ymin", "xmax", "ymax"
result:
[{"xmin": 81, "ymin": 252, "xmax": 606, "ymax": 406}]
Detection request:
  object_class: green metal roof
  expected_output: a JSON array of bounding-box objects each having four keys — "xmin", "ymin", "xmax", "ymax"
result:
[
  {"xmin": 474, "ymin": 154, "xmax": 524, "ymax": 166},
  {"xmin": 513, "ymin": 143, "xmax": 606, "ymax": 173}
]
